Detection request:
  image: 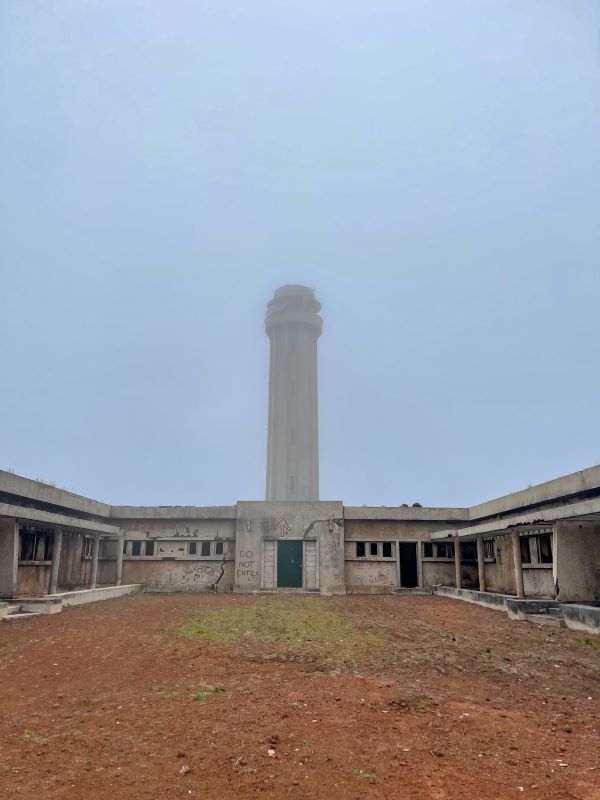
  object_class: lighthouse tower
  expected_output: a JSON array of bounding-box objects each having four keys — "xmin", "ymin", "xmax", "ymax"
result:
[{"xmin": 265, "ymin": 285, "xmax": 322, "ymax": 501}]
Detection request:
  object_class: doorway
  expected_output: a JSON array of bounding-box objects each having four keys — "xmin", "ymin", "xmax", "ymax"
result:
[
  {"xmin": 399, "ymin": 543, "xmax": 418, "ymax": 588},
  {"xmin": 277, "ymin": 540, "xmax": 303, "ymax": 588}
]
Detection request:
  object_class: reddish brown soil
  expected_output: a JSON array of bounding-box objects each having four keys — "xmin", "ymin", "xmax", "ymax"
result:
[{"xmin": 1, "ymin": 594, "xmax": 599, "ymax": 800}]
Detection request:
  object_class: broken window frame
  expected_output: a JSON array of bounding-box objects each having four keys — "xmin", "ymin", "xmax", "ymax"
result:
[
  {"xmin": 435, "ymin": 542, "xmax": 454, "ymax": 560},
  {"xmin": 483, "ymin": 537, "xmax": 496, "ymax": 561},
  {"xmin": 354, "ymin": 541, "xmax": 395, "ymax": 559},
  {"xmin": 18, "ymin": 529, "xmax": 54, "ymax": 563}
]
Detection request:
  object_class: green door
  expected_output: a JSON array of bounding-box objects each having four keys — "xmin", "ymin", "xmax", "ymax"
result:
[{"xmin": 277, "ymin": 540, "xmax": 303, "ymax": 588}]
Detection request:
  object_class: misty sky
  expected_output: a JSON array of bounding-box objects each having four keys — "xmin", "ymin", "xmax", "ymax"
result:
[{"xmin": 1, "ymin": 1, "xmax": 599, "ymax": 508}]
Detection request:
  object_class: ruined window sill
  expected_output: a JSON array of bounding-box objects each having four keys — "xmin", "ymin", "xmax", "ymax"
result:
[
  {"xmin": 347, "ymin": 557, "xmax": 396, "ymax": 562},
  {"xmin": 521, "ymin": 563, "xmax": 553, "ymax": 570},
  {"xmin": 18, "ymin": 560, "xmax": 52, "ymax": 566}
]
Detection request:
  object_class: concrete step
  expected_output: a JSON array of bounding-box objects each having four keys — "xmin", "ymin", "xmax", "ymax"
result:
[
  {"xmin": 525, "ymin": 612, "xmax": 565, "ymax": 628},
  {"xmin": 0, "ymin": 603, "xmax": 22, "ymax": 619},
  {"xmin": 3, "ymin": 611, "xmax": 42, "ymax": 621}
]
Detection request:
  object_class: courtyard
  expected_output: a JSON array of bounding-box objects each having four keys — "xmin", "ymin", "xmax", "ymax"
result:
[{"xmin": 0, "ymin": 594, "xmax": 599, "ymax": 799}]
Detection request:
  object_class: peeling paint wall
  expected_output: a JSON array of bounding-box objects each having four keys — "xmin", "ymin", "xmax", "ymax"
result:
[
  {"xmin": 422, "ymin": 560, "xmax": 455, "ymax": 588},
  {"xmin": 345, "ymin": 560, "xmax": 396, "ymax": 594},
  {"xmin": 121, "ymin": 559, "xmax": 235, "ymax": 592},
  {"xmin": 16, "ymin": 564, "xmax": 51, "ymax": 596},
  {"xmin": 484, "ymin": 536, "xmax": 517, "ymax": 595},
  {"xmin": 235, "ymin": 501, "xmax": 345, "ymax": 594},
  {"xmin": 0, "ymin": 520, "xmax": 18, "ymax": 598},
  {"xmin": 556, "ymin": 521, "xmax": 600, "ymax": 602}
]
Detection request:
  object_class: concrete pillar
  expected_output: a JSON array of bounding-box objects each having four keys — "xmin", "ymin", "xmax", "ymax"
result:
[
  {"xmin": 0, "ymin": 519, "xmax": 19, "ymax": 598},
  {"xmin": 90, "ymin": 535, "xmax": 100, "ymax": 589},
  {"xmin": 511, "ymin": 530, "xmax": 525, "ymax": 598},
  {"xmin": 265, "ymin": 285, "xmax": 322, "ymax": 501},
  {"xmin": 49, "ymin": 526, "xmax": 63, "ymax": 595},
  {"xmin": 454, "ymin": 536, "xmax": 462, "ymax": 589},
  {"xmin": 115, "ymin": 533, "xmax": 124, "ymax": 586},
  {"xmin": 476, "ymin": 536, "xmax": 486, "ymax": 592}
]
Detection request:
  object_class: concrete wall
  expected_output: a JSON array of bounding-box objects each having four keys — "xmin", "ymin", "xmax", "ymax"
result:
[
  {"xmin": 17, "ymin": 564, "xmax": 52, "ymax": 596},
  {"xmin": 114, "ymin": 516, "xmax": 236, "ymax": 592},
  {"xmin": 555, "ymin": 521, "xmax": 600, "ymax": 602},
  {"xmin": 523, "ymin": 568, "xmax": 554, "ymax": 598},
  {"xmin": 345, "ymin": 560, "xmax": 396, "ymax": 594},
  {"xmin": 57, "ymin": 533, "xmax": 92, "ymax": 591},
  {"xmin": 122, "ymin": 559, "xmax": 234, "ymax": 592},
  {"xmin": 0, "ymin": 519, "xmax": 18, "ymax": 598},
  {"xmin": 344, "ymin": 519, "xmax": 460, "ymax": 540},
  {"xmin": 484, "ymin": 536, "xmax": 517, "ymax": 595},
  {"xmin": 235, "ymin": 501, "xmax": 345, "ymax": 594},
  {"xmin": 422, "ymin": 559, "xmax": 454, "ymax": 588}
]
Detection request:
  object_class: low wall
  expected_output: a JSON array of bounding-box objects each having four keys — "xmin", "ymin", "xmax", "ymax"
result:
[
  {"xmin": 432, "ymin": 585, "xmax": 510, "ymax": 610},
  {"xmin": 20, "ymin": 584, "xmax": 143, "ymax": 614},
  {"xmin": 562, "ymin": 604, "xmax": 600, "ymax": 634}
]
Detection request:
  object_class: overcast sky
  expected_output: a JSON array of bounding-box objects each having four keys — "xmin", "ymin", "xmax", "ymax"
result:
[{"xmin": 1, "ymin": 0, "xmax": 599, "ymax": 508}]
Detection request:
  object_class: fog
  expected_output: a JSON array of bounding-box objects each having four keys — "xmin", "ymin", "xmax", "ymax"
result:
[{"xmin": 1, "ymin": 1, "xmax": 599, "ymax": 507}]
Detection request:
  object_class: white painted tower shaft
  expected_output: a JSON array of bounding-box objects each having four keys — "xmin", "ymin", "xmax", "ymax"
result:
[{"xmin": 265, "ymin": 285, "xmax": 322, "ymax": 501}]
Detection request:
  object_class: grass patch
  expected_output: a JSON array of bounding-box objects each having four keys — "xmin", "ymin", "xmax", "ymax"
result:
[
  {"xmin": 351, "ymin": 769, "xmax": 378, "ymax": 784},
  {"xmin": 191, "ymin": 686, "xmax": 225, "ymax": 703},
  {"xmin": 178, "ymin": 597, "xmax": 388, "ymax": 670},
  {"xmin": 574, "ymin": 636, "xmax": 600, "ymax": 652}
]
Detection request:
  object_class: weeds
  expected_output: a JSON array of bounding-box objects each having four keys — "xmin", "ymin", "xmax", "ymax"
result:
[
  {"xmin": 351, "ymin": 768, "xmax": 378, "ymax": 784},
  {"xmin": 574, "ymin": 636, "xmax": 600, "ymax": 652},
  {"xmin": 178, "ymin": 597, "xmax": 388, "ymax": 671}
]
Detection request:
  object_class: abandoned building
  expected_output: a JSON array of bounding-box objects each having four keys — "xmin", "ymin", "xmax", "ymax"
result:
[{"xmin": 1, "ymin": 285, "xmax": 599, "ymax": 633}]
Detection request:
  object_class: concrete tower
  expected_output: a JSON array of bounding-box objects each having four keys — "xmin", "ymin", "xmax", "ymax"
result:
[{"xmin": 265, "ymin": 285, "xmax": 322, "ymax": 501}]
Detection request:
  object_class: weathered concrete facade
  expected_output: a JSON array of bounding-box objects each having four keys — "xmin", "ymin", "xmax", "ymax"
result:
[{"xmin": 2, "ymin": 464, "xmax": 599, "ymax": 617}]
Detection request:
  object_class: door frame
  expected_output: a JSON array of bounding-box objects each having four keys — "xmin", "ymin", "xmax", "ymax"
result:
[
  {"xmin": 395, "ymin": 540, "xmax": 423, "ymax": 589},
  {"xmin": 276, "ymin": 538, "xmax": 305, "ymax": 589}
]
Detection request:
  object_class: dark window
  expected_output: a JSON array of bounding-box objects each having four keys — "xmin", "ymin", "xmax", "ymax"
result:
[
  {"xmin": 484, "ymin": 538, "xmax": 495, "ymax": 560},
  {"xmin": 461, "ymin": 542, "xmax": 477, "ymax": 561},
  {"xmin": 423, "ymin": 542, "xmax": 433, "ymax": 558},
  {"xmin": 215, "ymin": 541, "xmax": 224, "ymax": 556},
  {"xmin": 188, "ymin": 541, "xmax": 197, "ymax": 555},
  {"xmin": 131, "ymin": 541, "xmax": 142, "ymax": 557},
  {"xmin": 83, "ymin": 537, "xmax": 93, "ymax": 559},
  {"xmin": 123, "ymin": 540, "xmax": 127, "ymax": 554},
  {"xmin": 20, "ymin": 531, "xmax": 53, "ymax": 562},
  {"xmin": 538, "ymin": 534, "xmax": 553, "ymax": 564},
  {"xmin": 145, "ymin": 541, "xmax": 155, "ymax": 557},
  {"xmin": 437, "ymin": 542, "xmax": 454, "ymax": 559},
  {"xmin": 520, "ymin": 537, "xmax": 531, "ymax": 564},
  {"xmin": 370, "ymin": 542, "xmax": 378, "ymax": 557},
  {"xmin": 19, "ymin": 532, "xmax": 35, "ymax": 561},
  {"xmin": 382, "ymin": 542, "xmax": 392, "ymax": 558},
  {"xmin": 356, "ymin": 542, "xmax": 365, "ymax": 557},
  {"xmin": 201, "ymin": 541, "xmax": 211, "ymax": 557}
]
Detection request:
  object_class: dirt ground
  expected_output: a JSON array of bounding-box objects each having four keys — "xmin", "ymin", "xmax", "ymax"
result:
[{"xmin": 0, "ymin": 593, "xmax": 599, "ymax": 800}]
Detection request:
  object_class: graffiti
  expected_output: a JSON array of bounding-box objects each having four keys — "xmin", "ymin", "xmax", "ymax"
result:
[
  {"xmin": 275, "ymin": 519, "xmax": 292, "ymax": 537},
  {"xmin": 237, "ymin": 549, "xmax": 259, "ymax": 580},
  {"xmin": 352, "ymin": 566, "xmax": 391, "ymax": 585}
]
